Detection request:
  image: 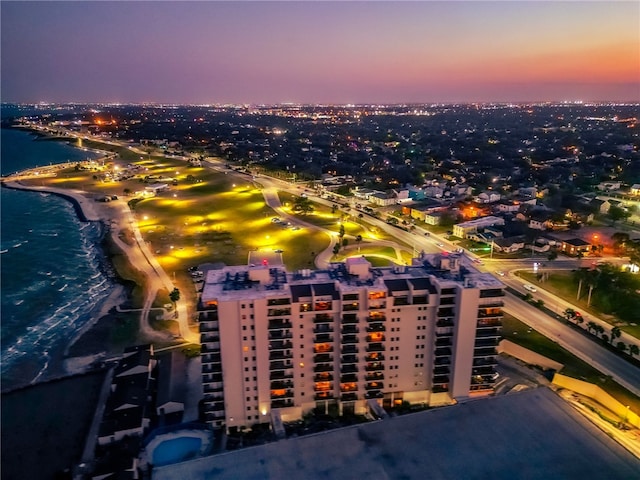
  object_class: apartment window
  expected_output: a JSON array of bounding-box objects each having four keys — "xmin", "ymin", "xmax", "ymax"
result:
[
  {"xmin": 244, "ymin": 357, "xmax": 249, "ymax": 362},
  {"xmin": 241, "ymin": 304, "xmax": 245, "ymax": 309},
  {"xmin": 246, "ymin": 396, "xmax": 251, "ymax": 402},
  {"xmin": 243, "ymin": 336, "xmax": 247, "ymax": 341},
  {"xmin": 244, "ymin": 367, "xmax": 249, "ymax": 372},
  {"xmin": 245, "ymin": 377, "xmax": 249, "ymax": 382},
  {"xmin": 242, "ymin": 326, "xmax": 247, "ymax": 331}
]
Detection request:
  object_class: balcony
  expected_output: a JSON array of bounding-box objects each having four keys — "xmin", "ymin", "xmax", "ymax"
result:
[
  {"xmin": 268, "ymin": 330, "xmax": 292, "ymax": 340},
  {"xmin": 366, "ymin": 343, "xmax": 385, "ymax": 352},
  {"xmin": 271, "ymin": 399, "xmax": 294, "ymax": 408},
  {"xmin": 435, "ymin": 327, "xmax": 454, "ymax": 337},
  {"xmin": 269, "ymin": 340, "xmax": 293, "ymax": 350},
  {"xmin": 313, "ymin": 381, "xmax": 333, "ymax": 392},
  {"xmin": 313, "ymin": 364, "xmax": 333, "ymax": 373},
  {"xmin": 314, "ymin": 333, "xmax": 333, "ymax": 343},
  {"xmin": 342, "ymin": 314, "xmax": 358, "ymax": 324},
  {"xmin": 365, "ymin": 381, "xmax": 383, "ymax": 390},
  {"xmin": 314, "ymin": 314, "xmax": 333, "ymax": 323},
  {"xmin": 365, "ymin": 362, "xmax": 384, "ymax": 372},
  {"xmin": 474, "ymin": 347, "xmax": 497, "ymax": 357},
  {"xmin": 437, "ymin": 308, "xmax": 455, "ymax": 318},
  {"xmin": 366, "ymin": 332, "xmax": 385, "ymax": 343},
  {"xmin": 200, "ymin": 334, "xmax": 220, "ymax": 343},
  {"xmin": 369, "ymin": 302, "xmax": 386, "ymax": 310},
  {"xmin": 366, "ymin": 324, "xmax": 385, "ymax": 333},
  {"xmin": 473, "ymin": 357, "xmax": 497, "ymax": 367},
  {"xmin": 314, "ymin": 372, "xmax": 333, "ymax": 382},
  {"xmin": 393, "ymin": 297, "xmax": 409, "ymax": 306},
  {"xmin": 433, "ymin": 366, "xmax": 449, "ymax": 376},
  {"xmin": 434, "ymin": 357, "xmax": 451, "ymax": 366},
  {"xmin": 313, "ymin": 353, "xmax": 334, "ymax": 363},
  {"xmin": 299, "ymin": 303, "xmax": 312, "ymax": 312},
  {"xmin": 340, "ymin": 373, "xmax": 358, "ymax": 383},
  {"xmin": 313, "ymin": 325, "xmax": 334, "ymax": 334},
  {"xmin": 343, "ymin": 303, "xmax": 360, "ymax": 312},
  {"xmin": 432, "ymin": 375, "xmax": 450, "ymax": 384},
  {"xmin": 434, "ymin": 347, "xmax": 451, "ymax": 357},
  {"xmin": 269, "ymin": 360, "xmax": 293, "ymax": 371},
  {"xmin": 314, "ymin": 301, "xmax": 333, "ymax": 311},
  {"xmin": 202, "ymin": 365, "xmax": 222, "ymax": 375},
  {"xmin": 269, "ymin": 370, "xmax": 294, "ymax": 380},
  {"xmin": 340, "ymin": 364, "xmax": 358, "ymax": 374},
  {"xmin": 365, "ymin": 352, "xmax": 384, "ymax": 362},
  {"xmin": 341, "ymin": 334, "xmax": 359, "ymax": 345},
  {"xmin": 478, "ymin": 308, "xmax": 503, "ymax": 319},
  {"xmin": 270, "ymin": 389, "xmax": 294, "ymax": 399},
  {"xmin": 476, "ymin": 328, "xmax": 501, "ymax": 339},
  {"xmin": 435, "ymin": 338, "xmax": 451, "ymax": 347},
  {"xmin": 341, "ymin": 393, "xmax": 358, "ymax": 402},
  {"xmin": 313, "ymin": 343, "xmax": 333, "ymax": 354},
  {"xmin": 341, "ymin": 324, "xmax": 359, "ymax": 334},
  {"xmin": 367, "ymin": 313, "xmax": 386, "ymax": 322},
  {"xmin": 341, "ymin": 345, "xmax": 358, "ymax": 354},
  {"xmin": 477, "ymin": 317, "xmax": 502, "ymax": 328},
  {"xmin": 341, "ymin": 354, "xmax": 358, "ymax": 364},
  {"xmin": 475, "ymin": 337, "xmax": 499, "ymax": 348},
  {"xmin": 269, "ymin": 350, "xmax": 293, "ymax": 361},
  {"xmin": 436, "ymin": 319, "xmax": 454, "ymax": 328},
  {"xmin": 268, "ymin": 319, "xmax": 292, "ymax": 330},
  {"xmin": 271, "ymin": 380, "xmax": 293, "ymax": 389},
  {"xmin": 314, "ymin": 392, "xmax": 333, "ymax": 401},
  {"xmin": 340, "ymin": 382, "xmax": 358, "ymax": 392},
  {"xmin": 268, "ymin": 308, "xmax": 291, "ymax": 317},
  {"xmin": 365, "ymin": 372, "xmax": 384, "ymax": 381}
]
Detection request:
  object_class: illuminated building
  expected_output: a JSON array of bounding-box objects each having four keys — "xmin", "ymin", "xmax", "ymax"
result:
[{"xmin": 198, "ymin": 253, "xmax": 504, "ymax": 431}]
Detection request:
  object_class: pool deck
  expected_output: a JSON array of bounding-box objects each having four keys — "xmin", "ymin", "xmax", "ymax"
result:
[{"xmin": 153, "ymin": 388, "xmax": 640, "ymax": 480}]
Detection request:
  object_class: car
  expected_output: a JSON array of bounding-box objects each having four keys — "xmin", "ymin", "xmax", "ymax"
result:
[
  {"xmin": 523, "ymin": 284, "xmax": 537, "ymax": 292},
  {"xmin": 473, "ymin": 258, "xmax": 483, "ymax": 264},
  {"xmin": 424, "ymin": 232, "xmax": 430, "ymax": 237},
  {"xmin": 495, "ymin": 270, "xmax": 505, "ymax": 277},
  {"xmin": 436, "ymin": 242, "xmax": 444, "ymax": 248},
  {"xmin": 274, "ymin": 249, "xmax": 284, "ymax": 253}
]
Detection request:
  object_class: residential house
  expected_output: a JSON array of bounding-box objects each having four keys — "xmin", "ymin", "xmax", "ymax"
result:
[
  {"xmin": 561, "ymin": 238, "xmax": 592, "ymax": 256},
  {"xmin": 452, "ymin": 216, "xmax": 505, "ymax": 239}
]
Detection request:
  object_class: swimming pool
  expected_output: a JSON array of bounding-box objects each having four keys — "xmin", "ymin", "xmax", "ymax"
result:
[{"xmin": 152, "ymin": 436, "xmax": 202, "ymax": 466}]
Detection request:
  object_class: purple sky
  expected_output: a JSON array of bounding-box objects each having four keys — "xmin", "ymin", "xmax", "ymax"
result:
[{"xmin": 2, "ymin": 1, "xmax": 639, "ymax": 104}]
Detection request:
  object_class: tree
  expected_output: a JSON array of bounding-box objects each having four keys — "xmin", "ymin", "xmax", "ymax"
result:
[
  {"xmin": 587, "ymin": 321, "xmax": 597, "ymax": 334},
  {"xmin": 339, "ymin": 224, "xmax": 345, "ymax": 238},
  {"xmin": 293, "ymin": 196, "xmax": 314, "ymax": 215},
  {"xmin": 169, "ymin": 288, "xmax": 180, "ymax": 317},
  {"xmin": 608, "ymin": 205, "xmax": 630, "ymax": 224},
  {"xmin": 523, "ymin": 293, "xmax": 533, "ymax": 302},
  {"xmin": 332, "ymin": 243, "xmax": 340, "ymax": 256},
  {"xmin": 629, "ymin": 344, "xmax": 639, "ymax": 358},
  {"xmin": 342, "ymin": 238, "xmax": 349, "ymax": 249},
  {"xmin": 535, "ymin": 299, "xmax": 545, "ymax": 309},
  {"xmin": 564, "ymin": 308, "xmax": 576, "ymax": 321},
  {"xmin": 547, "ymin": 251, "xmax": 558, "ymax": 261},
  {"xmin": 616, "ymin": 341, "xmax": 627, "ymax": 352},
  {"xmin": 612, "ymin": 232, "xmax": 630, "ymax": 252},
  {"xmin": 123, "ymin": 188, "xmax": 131, "ymax": 196},
  {"xmin": 355, "ymin": 234, "xmax": 362, "ymax": 252},
  {"xmin": 332, "ymin": 204, "xmax": 338, "ymax": 215},
  {"xmin": 610, "ymin": 326, "xmax": 622, "ymax": 345}
]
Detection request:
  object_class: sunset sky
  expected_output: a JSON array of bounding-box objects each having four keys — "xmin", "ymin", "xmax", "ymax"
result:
[{"xmin": 2, "ymin": 1, "xmax": 639, "ymax": 104}]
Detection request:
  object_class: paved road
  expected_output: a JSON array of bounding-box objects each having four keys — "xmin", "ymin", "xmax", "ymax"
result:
[{"xmin": 503, "ymin": 293, "xmax": 640, "ymax": 397}]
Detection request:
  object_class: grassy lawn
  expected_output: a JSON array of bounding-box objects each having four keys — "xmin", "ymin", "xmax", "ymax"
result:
[
  {"xmin": 501, "ymin": 314, "xmax": 640, "ymax": 415},
  {"xmin": 518, "ymin": 271, "xmax": 640, "ymax": 339}
]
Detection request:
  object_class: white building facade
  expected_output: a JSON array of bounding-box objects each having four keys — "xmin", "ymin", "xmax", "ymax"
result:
[{"xmin": 199, "ymin": 254, "xmax": 504, "ymax": 431}]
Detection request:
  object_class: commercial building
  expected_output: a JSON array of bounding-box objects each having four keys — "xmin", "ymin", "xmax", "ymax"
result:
[{"xmin": 198, "ymin": 253, "xmax": 504, "ymax": 431}]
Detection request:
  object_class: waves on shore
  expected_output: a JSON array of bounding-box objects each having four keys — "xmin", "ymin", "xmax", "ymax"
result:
[{"xmin": 1, "ymin": 188, "xmax": 114, "ymax": 390}]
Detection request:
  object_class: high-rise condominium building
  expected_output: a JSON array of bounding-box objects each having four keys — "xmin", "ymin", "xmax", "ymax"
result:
[{"xmin": 198, "ymin": 253, "xmax": 504, "ymax": 431}]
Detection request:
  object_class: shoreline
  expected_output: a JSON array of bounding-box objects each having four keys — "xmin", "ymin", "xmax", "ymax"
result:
[{"xmin": 1, "ymin": 179, "xmax": 146, "ymax": 387}]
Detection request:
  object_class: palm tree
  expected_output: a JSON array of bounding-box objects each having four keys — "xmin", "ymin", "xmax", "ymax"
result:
[
  {"xmin": 594, "ymin": 324, "xmax": 605, "ymax": 338},
  {"xmin": 629, "ymin": 344, "xmax": 639, "ymax": 358},
  {"xmin": 573, "ymin": 268, "xmax": 590, "ymax": 301},
  {"xmin": 586, "ymin": 321, "xmax": 598, "ymax": 335},
  {"xmin": 564, "ymin": 308, "xmax": 576, "ymax": 321},
  {"xmin": 616, "ymin": 341, "xmax": 627, "ymax": 353}
]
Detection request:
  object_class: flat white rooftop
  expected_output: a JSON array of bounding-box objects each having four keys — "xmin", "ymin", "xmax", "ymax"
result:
[{"xmin": 153, "ymin": 388, "xmax": 640, "ymax": 479}]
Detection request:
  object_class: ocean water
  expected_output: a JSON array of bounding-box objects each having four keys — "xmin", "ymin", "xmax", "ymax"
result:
[{"xmin": 1, "ymin": 127, "xmax": 113, "ymax": 390}]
